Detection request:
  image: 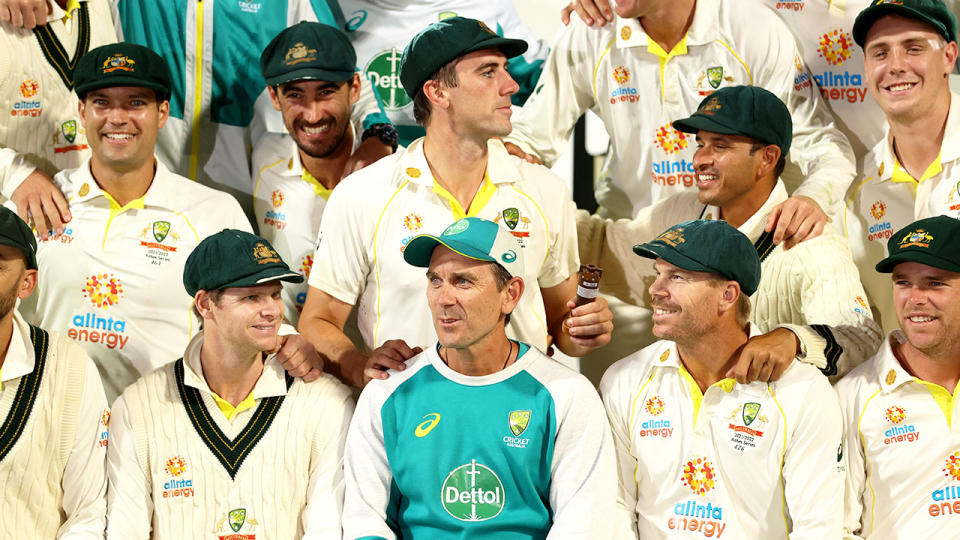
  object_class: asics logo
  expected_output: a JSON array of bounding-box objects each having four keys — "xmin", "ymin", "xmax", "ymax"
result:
[{"xmin": 415, "ymin": 413, "xmax": 441, "ymax": 438}]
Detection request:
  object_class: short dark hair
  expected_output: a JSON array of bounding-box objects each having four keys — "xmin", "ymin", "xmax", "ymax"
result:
[
  {"xmin": 489, "ymin": 262, "xmax": 514, "ymax": 325},
  {"xmin": 749, "ymin": 141, "xmax": 786, "ymax": 178},
  {"xmin": 412, "ymin": 58, "xmax": 460, "ymax": 126}
]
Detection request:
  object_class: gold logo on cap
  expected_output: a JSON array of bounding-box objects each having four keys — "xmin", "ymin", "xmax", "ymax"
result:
[
  {"xmin": 102, "ymin": 55, "xmax": 136, "ymax": 74},
  {"xmin": 885, "ymin": 369, "xmax": 896, "ymax": 385},
  {"xmin": 253, "ymin": 242, "xmax": 281, "ymax": 264},
  {"xmin": 898, "ymin": 228, "xmax": 933, "ymax": 249},
  {"xmin": 406, "ymin": 167, "xmax": 421, "ymax": 178},
  {"xmin": 655, "ymin": 227, "xmax": 686, "ymax": 247},
  {"xmin": 284, "ymin": 42, "xmax": 319, "ymax": 66},
  {"xmin": 78, "ymin": 183, "xmax": 90, "ymax": 197},
  {"xmin": 620, "ymin": 26, "xmax": 632, "ymax": 40},
  {"xmin": 699, "ymin": 96, "xmax": 722, "ymax": 116},
  {"xmin": 477, "ymin": 21, "xmax": 496, "ymax": 35}
]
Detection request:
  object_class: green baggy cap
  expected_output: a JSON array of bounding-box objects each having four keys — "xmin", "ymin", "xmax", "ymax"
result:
[
  {"xmin": 853, "ymin": 0, "xmax": 957, "ymax": 47},
  {"xmin": 876, "ymin": 216, "xmax": 960, "ymax": 273},
  {"xmin": 260, "ymin": 21, "xmax": 357, "ymax": 87},
  {"xmin": 183, "ymin": 229, "xmax": 303, "ymax": 297},
  {"xmin": 74, "ymin": 42, "xmax": 172, "ymax": 101},
  {"xmin": 0, "ymin": 207, "xmax": 37, "ymax": 270}
]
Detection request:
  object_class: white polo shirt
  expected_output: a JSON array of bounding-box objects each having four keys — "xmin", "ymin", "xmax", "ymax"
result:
[
  {"xmin": 252, "ymin": 129, "xmax": 358, "ymax": 326},
  {"xmin": 600, "ymin": 335, "xmax": 844, "ymax": 538},
  {"xmin": 19, "ymin": 158, "xmax": 251, "ymax": 401},
  {"xmin": 309, "ymin": 137, "xmax": 579, "ymax": 353},
  {"xmin": 505, "ymin": 0, "xmax": 855, "ymax": 219},
  {"xmin": 838, "ymin": 331, "xmax": 960, "ymax": 538},
  {"xmin": 843, "ymin": 92, "xmax": 960, "ymax": 333}
]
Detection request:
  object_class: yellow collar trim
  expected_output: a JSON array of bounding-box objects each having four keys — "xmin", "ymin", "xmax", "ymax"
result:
[
  {"xmin": 301, "ymin": 168, "xmax": 334, "ymax": 200},
  {"xmin": 211, "ymin": 390, "xmax": 256, "ymax": 421},
  {"xmin": 432, "ymin": 175, "xmax": 496, "ymax": 221},
  {"xmin": 677, "ymin": 364, "xmax": 736, "ymax": 424},
  {"xmin": 102, "ymin": 191, "xmax": 146, "ymax": 218},
  {"xmin": 913, "ymin": 377, "xmax": 960, "ymax": 428},
  {"xmin": 890, "ymin": 151, "xmax": 943, "ymax": 190},
  {"xmin": 61, "ymin": 0, "xmax": 81, "ymax": 21},
  {"xmin": 647, "ymin": 35, "xmax": 688, "ymax": 60}
]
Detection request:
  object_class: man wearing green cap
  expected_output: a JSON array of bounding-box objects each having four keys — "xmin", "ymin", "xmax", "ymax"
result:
[
  {"xmin": 838, "ymin": 216, "xmax": 960, "ymax": 537},
  {"xmin": 15, "ymin": 42, "xmax": 320, "ymax": 402},
  {"xmin": 301, "ymin": 16, "xmax": 612, "ymax": 388},
  {"xmin": 343, "ymin": 216, "xmax": 620, "ymax": 538},
  {"xmin": 0, "ymin": 206, "xmax": 109, "ymax": 538},
  {"xmin": 106, "ymin": 229, "xmax": 353, "ymax": 538},
  {"xmin": 600, "ymin": 218, "xmax": 844, "ymax": 538},
  {"xmin": 579, "ymin": 85, "xmax": 880, "ymax": 384},
  {"xmin": 253, "ymin": 21, "xmax": 369, "ymax": 326},
  {"xmin": 844, "ymin": 0, "xmax": 960, "ymax": 334}
]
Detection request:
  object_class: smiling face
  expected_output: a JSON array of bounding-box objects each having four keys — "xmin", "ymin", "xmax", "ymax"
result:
[
  {"xmin": 692, "ymin": 131, "xmax": 776, "ymax": 215},
  {"xmin": 863, "ymin": 15, "xmax": 957, "ymax": 124},
  {"xmin": 648, "ymin": 258, "xmax": 730, "ymax": 344},
  {"xmin": 269, "ymin": 75, "xmax": 360, "ymax": 159},
  {"xmin": 892, "ymin": 261, "xmax": 960, "ymax": 359},
  {"xmin": 201, "ymin": 282, "xmax": 284, "ymax": 356},
  {"xmin": 425, "ymin": 246, "xmax": 522, "ymax": 351},
  {"xmin": 79, "ymin": 86, "xmax": 168, "ymax": 173},
  {"xmin": 442, "ymin": 48, "xmax": 519, "ymax": 140}
]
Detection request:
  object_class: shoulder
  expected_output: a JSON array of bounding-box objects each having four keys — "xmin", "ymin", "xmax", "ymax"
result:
[
  {"xmin": 599, "ymin": 340, "xmax": 669, "ymax": 399},
  {"xmin": 291, "ymin": 372, "xmax": 354, "ymax": 410},
  {"xmin": 835, "ymin": 354, "xmax": 881, "ymax": 406},
  {"xmin": 775, "ymin": 226, "xmax": 856, "ymax": 267},
  {"xmin": 715, "ymin": 0, "xmax": 788, "ymax": 42},
  {"xmin": 769, "ymin": 361, "xmax": 839, "ymax": 413},
  {"xmin": 358, "ymin": 351, "xmax": 434, "ymax": 410},
  {"xmin": 522, "ymin": 348, "xmax": 600, "ymax": 401},
  {"xmin": 117, "ymin": 361, "xmax": 178, "ymax": 409},
  {"xmin": 326, "ymin": 150, "xmax": 406, "ymax": 206},
  {"xmin": 550, "ymin": 14, "xmax": 616, "ymax": 52},
  {"xmin": 252, "ymin": 133, "xmax": 294, "ymax": 179}
]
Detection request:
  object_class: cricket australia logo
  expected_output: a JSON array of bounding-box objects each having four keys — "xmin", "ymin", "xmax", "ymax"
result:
[
  {"xmin": 152, "ymin": 221, "xmax": 170, "ymax": 243},
  {"xmin": 741, "ymin": 402, "xmax": 760, "ymax": 426},
  {"xmin": 441, "ymin": 460, "xmax": 505, "ymax": 521},
  {"xmin": 706, "ymin": 66, "xmax": 724, "ymax": 89},
  {"xmin": 508, "ymin": 410, "xmax": 531, "ymax": 436},
  {"xmin": 365, "ymin": 48, "xmax": 410, "ymax": 111},
  {"xmin": 61, "ymin": 120, "xmax": 77, "ymax": 143},
  {"xmin": 213, "ymin": 507, "xmax": 259, "ymax": 537}
]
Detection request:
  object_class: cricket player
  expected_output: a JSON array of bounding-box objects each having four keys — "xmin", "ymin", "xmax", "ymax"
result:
[
  {"xmin": 253, "ymin": 21, "xmax": 364, "ymax": 325},
  {"xmin": 0, "ymin": 205, "xmax": 109, "ymax": 538},
  {"xmin": 300, "ymin": 17, "xmax": 613, "ymax": 388},
  {"xmin": 343, "ymin": 217, "xmax": 620, "ymax": 539},
  {"xmin": 18, "ymin": 43, "xmax": 319, "ymax": 401},
  {"xmin": 839, "ymin": 216, "xmax": 960, "ymax": 537},
  {"xmin": 106, "ymin": 229, "xmax": 354, "ymax": 539},
  {"xmin": 601, "ymin": 219, "xmax": 844, "ymax": 538},
  {"xmin": 843, "ymin": 0, "xmax": 959, "ymax": 333},
  {"xmin": 578, "ymin": 86, "xmax": 881, "ymax": 384}
]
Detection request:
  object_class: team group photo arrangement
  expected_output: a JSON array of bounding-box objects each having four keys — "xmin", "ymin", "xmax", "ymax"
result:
[{"xmin": 1, "ymin": 0, "xmax": 960, "ymax": 537}]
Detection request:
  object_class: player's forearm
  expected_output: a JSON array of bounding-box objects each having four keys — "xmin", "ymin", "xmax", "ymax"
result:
[{"xmin": 298, "ymin": 316, "xmax": 367, "ymax": 387}]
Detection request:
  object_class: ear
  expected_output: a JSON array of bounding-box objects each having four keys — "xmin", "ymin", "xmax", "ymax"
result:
[
  {"xmin": 501, "ymin": 276, "xmax": 525, "ymax": 318},
  {"xmin": 16, "ymin": 268, "xmax": 37, "ymax": 300},
  {"xmin": 77, "ymin": 97, "xmax": 86, "ymax": 119},
  {"xmin": 944, "ymin": 41, "xmax": 958, "ymax": 75},
  {"xmin": 268, "ymin": 85, "xmax": 283, "ymax": 111},
  {"xmin": 348, "ymin": 72, "xmax": 362, "ymax": 106},
  {"xmin": 717, "ymin": 281, "xmax": 741, "ymax": 315},
  {"xmin": 756, "ymin": 144, "xmax": 781, "ymax": 179},
  {"xmin": 195, "ymin": 290, "xmax": 214, "ymax": 321},
  {"xmin": 157, "ymin": 99, "xmax": 170, "ymax": 130},
  {"xmin": 422, "ymin": 79, "xmax": 448, "ymax": 111}
]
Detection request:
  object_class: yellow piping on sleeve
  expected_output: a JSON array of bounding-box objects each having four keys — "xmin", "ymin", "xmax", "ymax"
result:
[
  {"xmin": 592, "ymin": 39, "xmax": 617, "ymax": 102},
  {"xmin": 372, "ymin": 181, "xmax": 410, "ymax": 346},
  {"xmin": 858, "ymin": 388, "xmax": 883, "ymax": 534},
  {"xmin": 767, "ymin": 386, "xmax": 790, "ymax": 536},
  {"xmin": 628, "ymin": 369, "xmax": 658, "ymax": 489},
  {"xmin": 715, "ymin": 39, "xmax": 753, "ymax": 85}
]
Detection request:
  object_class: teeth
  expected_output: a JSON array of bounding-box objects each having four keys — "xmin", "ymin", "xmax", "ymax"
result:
[
  {"xmin": 908, "ymin": 316, "xmax": 935, "ymax": 322},
  {"xmin": 653, "ymin": 308, "xmax": 675, "ymax": 315},
  {"xmin": 302, "ymin": 124, "xmax": 330, "ymax": 135},
  {"xmin": 104, "ymin": 133, "xmax": 133, "ymax": 141},
  {"xmin": 697, "ymin": 174, "xmax": 718, "ymax": 182},
  {"xmin": 888, "ymin": 83, "xmax": 915, "ymax": 92}
]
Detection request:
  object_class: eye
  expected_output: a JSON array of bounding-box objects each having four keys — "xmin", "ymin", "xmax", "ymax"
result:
[
  {"xmin": 429, "ymin": 276, "xmax": 441, "ymax": 287},
  {"xmin": 130, "ymin": 99, "xmax": 146, "ymax": 107},
  {"xmin": 872, "ymin": 50, "xmax": 888, "ymax": 60},
  {"xmin": 272, "ymin": 291, "xmax": 283, "ymax": 300},
  {"xmin": 669, "ymin": 274, "xmax": 684, "ymax": 282}
]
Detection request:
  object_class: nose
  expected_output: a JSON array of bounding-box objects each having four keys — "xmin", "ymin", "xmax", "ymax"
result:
[
  {"xmin": 501, "ymin": 71, "xmax": 519, "ymax": 97},
  {"xmin": 906, "ymin": 286, "xmax": 928, "ymax": 307},
  {"xmin": 105, "ymin": 106, "xmax": 128, "ymax": 127},
  {"xmin": 648, "ymin": 275, "xmax": 668, "ymax": 299},
  {"xmin": 887, "ymin": 47, "xmax": 908, "ymax": 74},
  {"xmin": 693, "ymin": 146, "xmax": 712, "ymax": 169},
  {"xmin": 302, "ymin": 99, "xmax": 326, "ymax": 124},
  {"xmin": 260, "ymin": 298, "xmax": 282, "ymax": 319}
]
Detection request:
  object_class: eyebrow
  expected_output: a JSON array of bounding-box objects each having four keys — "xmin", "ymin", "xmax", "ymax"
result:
[
  {"xmin": 475, "ymin": 61, "xmax": 507, "ymax": 72},
  {"xmin": 281, "ymin": 82, "xmax": 339, "ymax": 95}
]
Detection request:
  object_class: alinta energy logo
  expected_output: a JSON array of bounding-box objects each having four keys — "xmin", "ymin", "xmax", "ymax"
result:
[
  {"xmin": 612, "ymin": 66, "xmax": 630, "ymax": 85},
  {"xmin": 441, "ymin": 460, "xmax": 505, "ymax": 522},
  {"xmin": 162, "ymin": 455, "xmax": 194, "ymax": 499},
  {"xmin": 868, "ymin": 200, "xmax": 893, "ymax": 242},
  {"xmin": 885, "ymin": 405, "xmax": 906, "ymax": 424},
  {"xmin": 654, "ymin": 125, "xmax": 689, "ymax": 155},
  {"xmin": 72, "ymin": 273, "xmax": 129, "ymax": 350},
  {"xmin": 883, "ymin": 405, "xmax": 918, "ymax": 445},
  {"xmin": 652, "ymin": 125, "xmax": 695, "ymax": 188},
  {"xmin": 83, "ymin": 273, "xmax": 123, "ymax": 308},
  {"xmin": 271, "ymin": 189, "xmax": 284, "ymax": 208},
  {"xmin": 609, "ymin": 65, "xmax": 639, "ymax": 104},
  {"xmin": 818, "ymin": 29, "xmax": 854, "ymax": 66},
  {"xmin": 639, "ymin": 395, "xmax": 672, "ymax": 438},
  {"xmin": 929, "ymin": 451, "xmax": 960, "ymax": 517},
  {"xmin": 813, "ymin": 28, "xmax": 867, "ymax": 103},
  {"xmin": 944, "ymin": 452, "xmax": 960, "ymax": 482},
  {"xmin": 646, "ymin": 396, "xmax": 665, "ymax": 416},
  {"xmin": 681, "ymin": 457, "xmax": 717, "ymax": 496},
  {"xmin": 19, "ymin": 79, "xmax": 38, "ymax": 98},
  {"xmin": 366, "ymin": 48, "xmax": 410, "ymax": 111}
]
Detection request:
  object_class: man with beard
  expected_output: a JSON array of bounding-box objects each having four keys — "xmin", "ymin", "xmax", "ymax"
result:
[
  {"xmin": 253, "ymin": 22, "xmax": 368, "ymax": 325},
  {"xmin": 0, "ymin": 206, "xmax": 109, "ymax": 538}
]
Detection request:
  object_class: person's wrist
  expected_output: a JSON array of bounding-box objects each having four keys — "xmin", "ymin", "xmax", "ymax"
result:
[{"xmin": 361, "ymin": 123, "xmax": 398, "ymax": 153}]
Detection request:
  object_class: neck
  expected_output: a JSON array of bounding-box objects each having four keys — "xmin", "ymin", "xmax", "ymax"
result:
[
  {"xmin": 0, "ymin": 312, "xmax": 17, "ymax": 373},
  {"xmin": 889, "ymin": 94, "xmax": 950, "ymax": 179},
  {"xmin": 441, "ymin": 330, "xmax": 514, "ymax": 377},
  {"xmin": 299, "ymin": 127, "xmax": 354, "ymax": 190},
  {"xmin": 676, "ymin": 321, "xmax": 748, "ymax": 392},
  {"xmin": 639, "ymin": 0, "xmax": 696, "ymax": 53},
  {"xmin": 89, "ymin": 157, "xmax": 155, "ymax": 206},
  {"xmin": 719, "ymin": 176, "xmax": 776, "ymax": 229},
  {"xmin": 894, "ymin": 336, "xmax": 960, "ymax": 393},
  {"xmin": 198, "ymin": 332, "xmax": 265, "ymax": 406},
  {"xmin": 423, "ymin": 128, "xmax": 489, "ymax": 211}
]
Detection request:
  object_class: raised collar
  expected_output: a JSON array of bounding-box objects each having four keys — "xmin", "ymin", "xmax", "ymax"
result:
[
  {"xmin": 181, "ymin": 332, "xmax": 289, "ymax": 401},
  {"xmin": 66, "ymin": 157, "xmax": 183, "ymax": 211},
  {"xmin": 701, "ymin": 180, "xmax": 788, "ymax": 244},
  {"xmin": 615, "ymin": 0, "xmax": 718, "ymax": 50},
  {"xmin": 874, "ymin": 330, "xmax": 933, "ymax": 393},
  {"xmin": 46, "ymin": 0, "xmax": 84, "ymax": 22},
  {"xmin": 869, "ymin": 91, "xmax": 960, "ymax": 184},
  {"xmin": 397, "ymin": 137, "xmax": 522, "ymax": 188},
  {"xmin": 0, "ymin": 311, "xmax": 37, "ymax": 385}
]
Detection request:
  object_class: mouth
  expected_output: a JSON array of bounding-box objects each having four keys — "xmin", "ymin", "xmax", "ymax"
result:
[
  {"xmin": 905, "ymin": 314, "xmax": 937, "ymax": 325},
  {"xmin": 102, "ymin": 132, "xmax": 136, "ymax": 143},
  {"xmin": 251, "ymin": 322, "xmax": 279, "ymax": 334},
  {"xmin": 651, "ymin": 305, "xmax": 678, "ymax": 320},
  {"xmin": 297, "ymin": 121, "xmax": 333, "ymax": 139},
  {"xmin": 884, "ymin": 82, "xmax": 918, "ymax": 95},
  {"xmin": 696, "ymin": 172, "xmax": 719, "ymax": 189}
]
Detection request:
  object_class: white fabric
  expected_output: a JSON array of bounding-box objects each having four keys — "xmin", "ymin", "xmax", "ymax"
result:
[
  {"xmin": 308, "ymin": 137, "xmax": 579, "ymax": 352},
  {"xmin": 505, "ymin": 0, "xmax": 856, "ymax": 220},
  {"xmin": 578, "ymin": 180, "xmax": 881, "ymax": 379},
  {"xmin": 18, "ymin": 158, "xmax": 251, "ymax": 401},
  {"xmin": 0, "ymin": 311, "xmax": 108, "ymax": 539},
  {"xmin": 837, "ymin": 331, "xmax": 960, "ymax": 538},
  {"xmin": 843, "ymin": 92, "xmax": 960, "ymax": 333},
  {"xmin": 106, "ymin": 332, "xmax": 354, "ymax": 539},
  {"xmin": 600, "ymin": 335, "xmax": 844, "ymax": 538},
  {"xmin": 0, "ymin": 0, "xmax": 116, "ymax": 197}
]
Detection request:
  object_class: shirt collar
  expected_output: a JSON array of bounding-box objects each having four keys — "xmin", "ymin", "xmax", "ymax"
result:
[
  {"xmin": 701, "ymin": 180, "xmax": 788, "ymax": 243},
  {"xmin": 615, "ymin": 1, "xmax": 717, "ymax": 49},
  {"xmin": 181, "ymin": 333, "xmax": 289, "ymax": 400},
  {"xmin": 0, "ymin": 311, "xmax": 36, "ymax": 384},
  {"xmin": 656, "ymin": 324, "xmax": 763, "ymax": 371},
  {"xmin": 398, "ymin": 138, "xmax": 522, "ymax": 187},
  {"xmin": 277, "ymin": 123, "xmax": 359, "ymax": 179},
  {"xmin": 47, "ymin": 0, "xmax": 83, "ymax": 22},
  {"xmin": 875, "ymin": 330, "xmax": 916, "ymax": 393},
  {"xmin": 68, "ymin": 157, "xmax": 181, "ymax": 210},
  {"xmin": 870, "ymin": 92, "xmax": 960, "ymax": 184}
]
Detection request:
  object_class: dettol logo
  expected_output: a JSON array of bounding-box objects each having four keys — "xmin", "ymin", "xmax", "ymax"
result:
[
  {"xmin": 441, "ymin": 459, "xmax": 505, "ymax": 521},
  {"xmin": 365, "ymin": 48, "xmax": 410, "ymax": 111}
]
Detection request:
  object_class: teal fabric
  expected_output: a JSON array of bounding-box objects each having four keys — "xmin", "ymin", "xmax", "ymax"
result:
[{"xmin": 380, "ymin": 343, "xmax": 554, "ymax": 539}]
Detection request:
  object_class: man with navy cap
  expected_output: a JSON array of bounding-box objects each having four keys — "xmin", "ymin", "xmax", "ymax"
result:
[
  {"xmin": 343, "ymin": 216, "xmax": 619, "ymax": 538},
  {"xmin": 600, "ymin": 219, "xmax": 844, "ymax": 538},
  {"xmin": 300, "ymin": 17, "xmax": 612, "ymax": 388},
  {"xmin": 106, "ymin": 229, "xmax": 354, "ymax": 538},
  {"xmin": 0, "ymin": 206, "xmax": 109, "ymax": 538}
]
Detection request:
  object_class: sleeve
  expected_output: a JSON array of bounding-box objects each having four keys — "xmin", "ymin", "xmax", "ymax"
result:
[
  {"xmin": 302, "ymin": 388, "xmax": 356, "ymax": 540},
  {"xmin": 222, "ymin": 194, "xmax": 255, "ymax": 234},
  {"xmin": 837, "ymin": 378, "xmax": 867, "ymax": 540},
  {"xmin": 251, "ymin": 147, "xmax": 281, "ymax": 244},
  {"xmin": 774, "ymin": 237, "xmax": 883, "ymax": 380},
  {"xmin": 537, "ymin": 174, "xmax": 579, "ymax": 288},
  {"xmin": 503, "ymin": 20, "xmax": 599, "ymax": 167},
  {"xmin": 750, "ymin": 12, "xmax": 856, "ymax": 213},
  {"xmin": 341, "ymin": 386, "xmax": 396, "ymax": 540},
  {"xmin": 598, "ymin": 369, "xmax": 641, "ymax": 539},
  {"xmin": 58, "ymin": 357, "xmax": 109, "ymax": 539},
  {"xmin": 105, "ymin": 395, "xmax": 152, "ymax": 540},
  {"xmin": 307, "ymin": 180, "xmax": 372, "ymax": 305},
  {"xmin": 0, "ymin": 147, "xmax": 36, "ymax": 201},
  {"xmin": 780, "ymin": 377, "xmax": 844, "ymax": 539},
  {"xmin": 546, "ymin": 379, "xmax": 621, "ymax": 539},
  {"xmin": 491, "ymin": 1, "xmax": 549, "ymax": 105}
]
